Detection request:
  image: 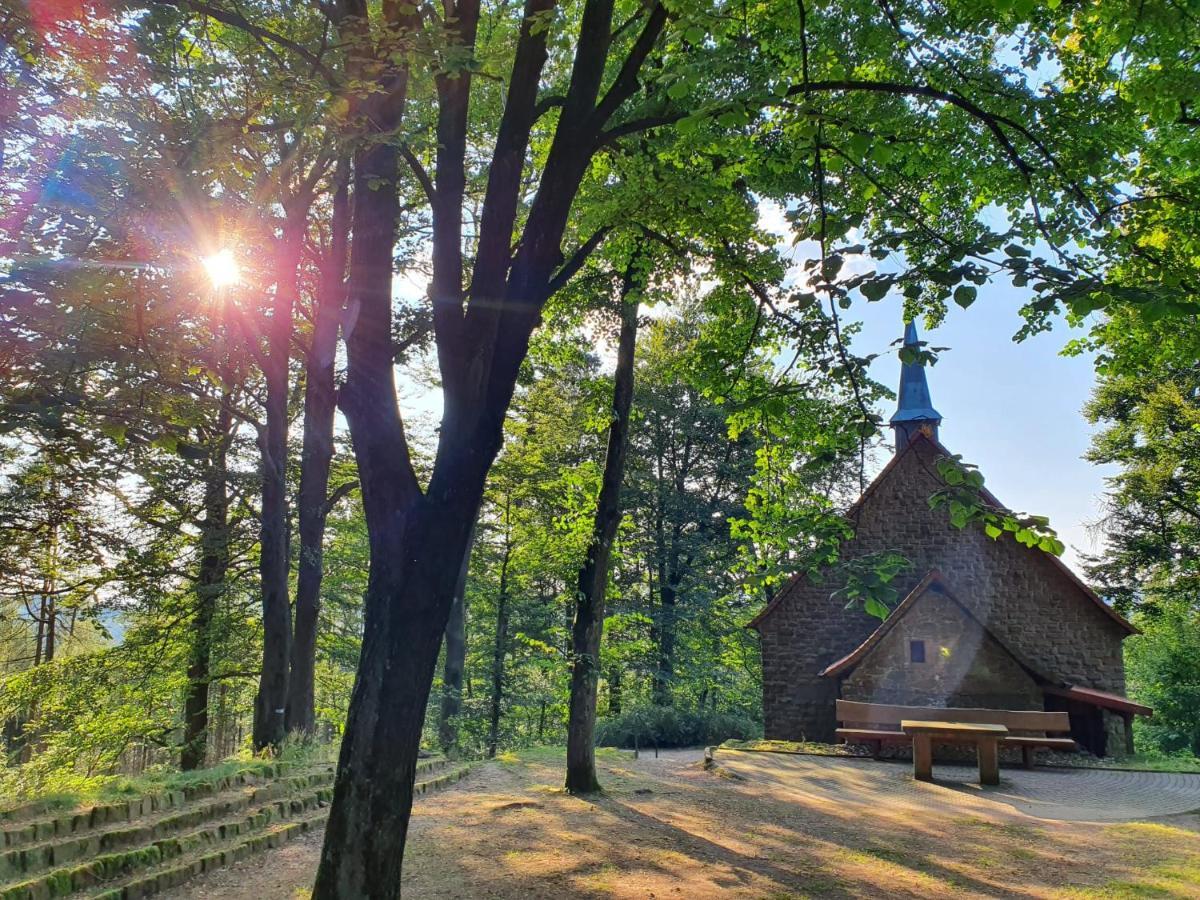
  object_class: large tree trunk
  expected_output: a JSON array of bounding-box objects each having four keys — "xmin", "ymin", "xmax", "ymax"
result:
[
  {"xmin": 313, "ymin": 0, "xmax": 668, "ymax": 887},
  {"xmin": 438, "ymin": 524, "xmax": 474, "ymax": 753},
  {"xmin": 252, "ymin": 214, "xmax": 304, "ymax": 752},
  {"xmin": 182, "ymin": 390, "xmax": 233, "ymax": 771},
  {"xmin": 565, "ymin": 286, "xmax": 639, "ymax": 794},
  {"xmin": 286, "ymin": 172, "xmax": 350, "ymax": 736},
  {"xmin": 486, "ymin": 530, "xmax": 512, "ymax": 759}
]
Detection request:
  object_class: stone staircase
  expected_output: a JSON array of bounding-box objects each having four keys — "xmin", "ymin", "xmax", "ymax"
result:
[{"xmin": 0, "ymin": 757, "xmax": 471, "ymax": 900}]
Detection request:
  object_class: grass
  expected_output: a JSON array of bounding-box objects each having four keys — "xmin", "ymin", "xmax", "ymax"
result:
[
  {"xmin": 719, "ymin": 739, "xmax": 866, "ymax": 757},
  {"xmin": 1060, "ymin": 858, "xmax": 1200, "ymax": 898},
  {"xmin": 495, "ymin": 745, "xmax": 633, "ymax": 766},
  {"xmin": 1117, "ymin": 753, "xmax": 1200, "ymax": 774}
]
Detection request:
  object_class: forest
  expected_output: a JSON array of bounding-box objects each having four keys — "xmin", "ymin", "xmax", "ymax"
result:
[{"xmin": 1, "ymin": 0, "xmax": 1198, "ymax": 896}]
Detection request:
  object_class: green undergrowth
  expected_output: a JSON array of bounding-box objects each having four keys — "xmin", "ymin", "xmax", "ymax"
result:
[
  {"xmin": 0, "ymin": 739, "xmax": 337, "ymax": 814},
  {"xmin": 595, "ymin": 706, "xmax": 758, "ymax": 749},
  {"xmin": 1115, "ymin": 752, "xmax": 1200, "ymax": 774}
]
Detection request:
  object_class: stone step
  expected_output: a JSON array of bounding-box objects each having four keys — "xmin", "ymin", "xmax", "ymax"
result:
[
  {"xmin": 0, "ymin": 758, "xmax": 456, "ymax": 900},
  {"xmin": 83, "ymin": 764, "xmax": 473, "ymax": 900},
  {"xmin": 0, "ymin": 781, "xmax": 335, "ymax": 900},
  {"xmin": 0, "ymin": 771, "xmax": 337, "ymax": 884},
  {"xmin": 0, "ymin": 763, "xmax": 318, "ymax": 852},
  {"xmin": 92, "ymin": 811, "xmax": 329, "ymax": 900},
  {"xmin": 0, "ymin": 756, "xmax": 446, "ymax": 855}
]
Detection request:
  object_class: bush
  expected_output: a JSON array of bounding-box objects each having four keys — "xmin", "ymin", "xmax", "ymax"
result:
[{"xmin": 594, "ymin": 705, "xmax": 759, "ymax": 749}]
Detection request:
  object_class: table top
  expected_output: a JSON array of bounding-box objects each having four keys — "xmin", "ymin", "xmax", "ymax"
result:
[{"xmin": 900, "ymin": 720, "xmax": 1009, "ymax": 736}]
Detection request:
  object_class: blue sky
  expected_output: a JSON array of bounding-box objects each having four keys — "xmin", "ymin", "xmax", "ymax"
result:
[{"xmin": 850, "ymin": 285, "xmax": 1113, "ymax": 572}]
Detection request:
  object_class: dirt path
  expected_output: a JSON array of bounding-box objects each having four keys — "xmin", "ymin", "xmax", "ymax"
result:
[{"xmin": 161, "ymin": 748, "xmax": 1200, "ymax": 899}]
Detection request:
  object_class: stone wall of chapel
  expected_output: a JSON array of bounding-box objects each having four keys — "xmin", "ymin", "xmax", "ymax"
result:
[
  {"xmin": 840, "ymin": 588, "xmax": 1043, "ymax": 710},
  {"xmin": 758, "ymin": 437, "xmax": 1128, "ymax": 743}
]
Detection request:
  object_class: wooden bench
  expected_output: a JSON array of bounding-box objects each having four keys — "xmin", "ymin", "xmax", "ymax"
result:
[{"xmin": 835, "ymin": 700, "xmax": 1077, "ymax": 769}]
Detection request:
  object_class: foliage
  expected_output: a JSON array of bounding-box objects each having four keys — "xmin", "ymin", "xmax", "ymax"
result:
[
  {"xmin": 1075, "ymin": 307, "xmax": 1200, "ymax": 754},
  {"xmin": 829, "ymin": 552, "xmax": 912, "ymax": 621},
  {"xmin": 929, "ymin": 455, "xmax": 1064, "ymax": 554},
  {"xmin": 1126, "ymin": 599, "xmax": 1200, "ymax": 758}
]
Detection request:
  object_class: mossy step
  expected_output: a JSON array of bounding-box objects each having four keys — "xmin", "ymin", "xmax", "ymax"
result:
[
  {"xmin": 413, "ymin": 764, "xmax": 471, "ymax": 796},
  {"xmin": 0, "ymin": 771, "xmax": 336, "ymax": 883},
  {"xmin": 81, "ymin": 764, "xmax": 472, "ymax": 900},
  {"xmin": 88, "ymin": 811, "xmax": 328, "ymax": 900},
  {"xmin": 0, "ymin": 763, "xmax": 326, "ymax": 852},
  {"xmin": 0, "ymin": 784, "xmax": 334, "ymax": 900}
]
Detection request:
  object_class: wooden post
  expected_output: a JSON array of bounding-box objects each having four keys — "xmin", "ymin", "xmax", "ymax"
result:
[
  {"xmin": 912, "ymin": 734, "xmax": 933, "ymax": 781},
  {"xmin": 1022, "ymin": 745, "xmax": 1035, "ymax": 770},
  {"xmin": 978, "ymin": 739, "xmax": 1000, "ymax": 786}
]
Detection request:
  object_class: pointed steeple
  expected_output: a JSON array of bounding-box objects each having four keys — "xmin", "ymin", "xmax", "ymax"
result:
[{"xmin": 890, "ymin": 320, "xmax": 942, "ymax": 452}]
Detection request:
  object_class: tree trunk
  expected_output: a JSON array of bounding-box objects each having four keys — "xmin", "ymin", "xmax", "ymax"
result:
[
  {"xmin": 182, "ymin": 390, "xmax": 233, "ymax": 771},
  {"xmin": 438, "ymin": 524, "xmax": 474, "ymax": 753},
  {"xmin": 253, "ymin": 214, "xmax": 304, "ymax": 752},
  {"xmin": 487, "ymin": 532, "xmax": 512, "ymax": 759},
  {"xmin": 608, "ymin": 665, "xmax": 622, "ymax": 715},
  {"xmin": 42, "ymin": 593, "xmax": 55, "ymax": 663},
  {"xmin": 654, "ymin": 581, "xmax": 676, "ymax": 706},
  {"xmin": 314, "ymin": 132, "xmax": 481, "ymax": 899},
  {"xmin": 313, "ymin": 0, "xmax": 668, "ymax": 885},
  {"xmin": 286, "ymin": 171, "xmax": 349, "ymax": 736},
  {"xmin": 565, "ymin": 286, "xmax": 639, "ymax": 794}
]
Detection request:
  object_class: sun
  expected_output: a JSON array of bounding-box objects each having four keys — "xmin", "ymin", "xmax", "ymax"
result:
[{"xmin": 202, "ymin": 249, "xmax": 241, "ymax": 289}]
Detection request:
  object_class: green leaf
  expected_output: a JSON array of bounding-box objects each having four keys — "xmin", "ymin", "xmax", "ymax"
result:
[
  {"xmin": 864, "ymin": 597, "xmax": 891, "ymax": 620},
  {"xmin": 953, "ymin": 285, "xmax": 978, "ymax": 309}
]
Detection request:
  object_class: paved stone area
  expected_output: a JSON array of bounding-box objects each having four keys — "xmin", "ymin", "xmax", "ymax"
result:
[{"xmin": 715, "ymin": 748, "xmax": 1200, "ymax": 823}]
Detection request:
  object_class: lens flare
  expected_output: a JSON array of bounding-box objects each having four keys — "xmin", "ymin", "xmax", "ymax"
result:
[{"xmin": 202, "ymin": 249, "xmax": 241, "ymax": 289}]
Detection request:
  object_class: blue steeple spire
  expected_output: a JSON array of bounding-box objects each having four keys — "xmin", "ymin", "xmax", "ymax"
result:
[{"xmin": 890, "ymin": 320, "xmax": 942, "ymax": 452}]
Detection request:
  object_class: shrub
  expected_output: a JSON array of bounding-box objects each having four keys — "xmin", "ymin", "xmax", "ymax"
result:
[{"xmin": 594, "ymin": 705, "xmax": 759, "ymax": 749}]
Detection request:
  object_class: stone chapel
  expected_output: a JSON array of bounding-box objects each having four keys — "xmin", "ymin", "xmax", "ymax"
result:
[{"xmin": 749, "ymin": 322, "xmax": 1151, "ymax": 757}]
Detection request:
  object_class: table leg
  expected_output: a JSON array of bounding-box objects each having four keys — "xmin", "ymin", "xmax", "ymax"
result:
[
  {"xmin": 978, "ymin": 738, "xmax": 1000, "ymax": 786},
  {"xmin": 912, "ymin": 734, "xmax": 933, "ymax": 781}
]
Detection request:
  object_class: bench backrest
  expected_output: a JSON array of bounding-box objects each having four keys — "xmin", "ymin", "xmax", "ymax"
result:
[{"xmin": 836, "ymin": 699, "xmax": 1070, "ymax": 735}]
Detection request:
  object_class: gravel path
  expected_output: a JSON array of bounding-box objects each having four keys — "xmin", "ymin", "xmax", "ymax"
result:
[{"xmin": 716, "ymin": 749, "xmax": 1200, "ymax": 822}]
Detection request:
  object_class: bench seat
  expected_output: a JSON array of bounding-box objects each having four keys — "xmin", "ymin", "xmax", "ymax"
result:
[{"xmin": 837, "ymin": 728, "xmax": 1076, "ymax": 751}]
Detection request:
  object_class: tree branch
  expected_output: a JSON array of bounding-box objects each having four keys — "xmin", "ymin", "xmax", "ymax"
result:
[
  {"xmin": 149, "ymin": 0, "xmax": 337, "ymax": 82},
  {"xmin": 322, "ymin": 480, "xmax": 360, "ymax": 517},
  {"xmin": 546, "ymin": 226, "xmax": 613, "ymax": 294}
]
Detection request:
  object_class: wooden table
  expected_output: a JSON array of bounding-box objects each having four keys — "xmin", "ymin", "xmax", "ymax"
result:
[{"xmin": 900, "ymin": 720, "xmax": 1009, "ymax": 785}]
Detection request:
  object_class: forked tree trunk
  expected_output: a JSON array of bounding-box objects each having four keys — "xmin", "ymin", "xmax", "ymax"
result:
[
  {"xmin": 314, "ymin": 0, "xmax": 669, "ymax": 888},
  {"xmin": 286, "ymin": 172, "xmax": 349, "ymax": 736},
  {"xmin": 182, "ymin": 389, "xmax": 232, "ymax": 771},
  {"xmin": 438, "ymin": 524, "xmax": 474, "ymax": 753},
  {"xmin": 253, "ymin": 214, "xmax": 304, "ymax": 752},
  {"xmin": 565, "ymin": 286, "xmax": 639, "ymax": 794}
]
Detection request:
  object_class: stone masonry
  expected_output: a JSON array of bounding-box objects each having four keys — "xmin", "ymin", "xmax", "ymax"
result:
[{"xmin": 841, "ymin": 583, "xmax": 1044, "ymax": 710}]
